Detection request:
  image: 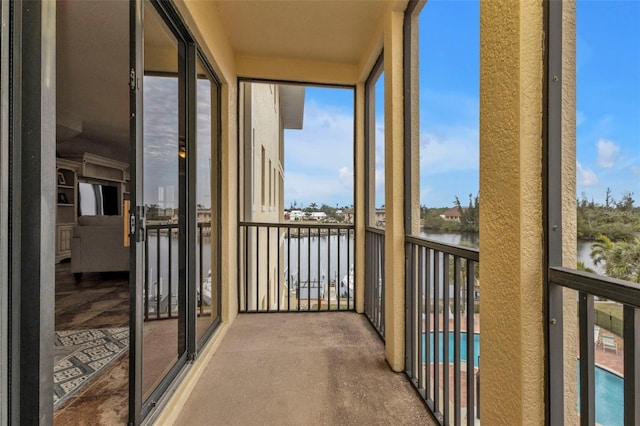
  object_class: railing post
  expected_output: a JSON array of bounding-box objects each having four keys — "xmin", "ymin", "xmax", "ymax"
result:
[
  {"xmin": 624, "ymin": 306, "xmax": 640, "ymax": 425},
  {"xmin": 578, "ymin": 292, "xmax": 595, "ymax": 425}
]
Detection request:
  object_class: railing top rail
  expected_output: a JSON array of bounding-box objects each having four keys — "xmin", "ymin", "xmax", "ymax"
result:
[
  {"xmin": 405, "ymin": 234, "xmax": 479, "ymax": 262},
  {"xmin": 239, "ymin": 221, "xmax": 354, "ymax": 230},
  {"xmin": 146, "ymin": 223, "xmax": 177, "ymax": 230},
  {"xmin": 364, "ymin": 226, "xmax": 385, "ymax": 236},
  {"xmin": 549, "ymin": 266, "xmax": 640, "ymax": 308},
  {"xmin": 146, "ymin": 222, "xmax": 212, "ymax": 230}
]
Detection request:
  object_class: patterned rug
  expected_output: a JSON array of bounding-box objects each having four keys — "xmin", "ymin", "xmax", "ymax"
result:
[{"xmin": 54, "ymin": 328, "xmax": 129, "ymax": 409}]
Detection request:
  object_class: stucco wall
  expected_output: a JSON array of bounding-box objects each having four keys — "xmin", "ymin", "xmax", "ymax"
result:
[
  {"xmin": 479, "ymin": 0, "xmax": 545, "ymax": 423},
  {"xmin": 383, "ymin": 10, "xmax": 406, "ymax": 372}
]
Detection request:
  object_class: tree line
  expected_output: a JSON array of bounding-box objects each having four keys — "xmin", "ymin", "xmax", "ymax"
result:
[
  {"xmin": 421, "ymin": 193, "xmax": 479, "ymax": 233},
  {"xmin": 577, "ymin": 189, "xmax": 639, "ymax": 241}
]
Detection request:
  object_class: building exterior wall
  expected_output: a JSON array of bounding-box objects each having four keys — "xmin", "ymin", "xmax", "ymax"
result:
[{"xmin": 244, "ymin": 83, "xmax": 284, "ymax": 310}]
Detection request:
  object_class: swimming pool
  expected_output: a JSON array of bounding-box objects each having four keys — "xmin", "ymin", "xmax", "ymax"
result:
[
  {"xmin": 421, "ymin": 332, "xmax": 480, "ymax": 368},
  {"xmin": 421, "ymin": 332, "xmax": 623, "ymax": 425},
  {"xmin": 577, "ymin": 361, "xmax": 623, "ymax": 426}
]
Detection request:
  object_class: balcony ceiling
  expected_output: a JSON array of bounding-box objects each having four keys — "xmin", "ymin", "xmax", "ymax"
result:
[{"xmin": 214, "ymin": 0, "xmax": 397, "ymax": 64}]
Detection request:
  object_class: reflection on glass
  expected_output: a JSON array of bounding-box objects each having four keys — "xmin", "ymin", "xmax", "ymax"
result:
[
  {"xmin": 142, "ymin": 0, "xmax": 182, "ymax": 399},
  {"xmin": 374, "ymin": 72, "xmax": 385, "ymax": 226},
  {"xmin": 195, "ymin": 57, "xmax": 220, "ymax": 344}
]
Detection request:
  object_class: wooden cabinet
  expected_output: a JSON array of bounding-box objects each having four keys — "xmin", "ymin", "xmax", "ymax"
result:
[{"xmin": 56, "ymin": 159, "xmax": 79, "ymax": 263}]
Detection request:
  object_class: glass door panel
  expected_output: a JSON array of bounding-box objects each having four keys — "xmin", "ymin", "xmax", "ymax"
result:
[
  {"xmin": 142, "ymin": 0, "xmax": 184, "ymax": 400},
  {"xmin": 195, "ymin": 57, "xmax": 220, "ymax": 344}
]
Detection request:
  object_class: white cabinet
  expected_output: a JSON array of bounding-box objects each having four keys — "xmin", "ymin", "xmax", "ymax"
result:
[{"xmin": 56, "ymin": 159, "xmax": 79, "ymax": 263}]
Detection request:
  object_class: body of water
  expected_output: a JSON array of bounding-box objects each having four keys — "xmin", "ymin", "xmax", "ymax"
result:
[{"xmin": 421, "ymin": 230, "xmax": 602, "ymax": 274}]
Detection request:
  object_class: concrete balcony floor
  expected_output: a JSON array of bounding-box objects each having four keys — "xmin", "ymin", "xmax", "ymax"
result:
[{"xmin": 172, "ymin": 312, "xmax": 438, "ymax": 425}]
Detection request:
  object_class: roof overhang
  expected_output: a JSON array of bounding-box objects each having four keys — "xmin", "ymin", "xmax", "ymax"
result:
[{"xmin": 279, "ymin": 85, "xmax": 305, "ymax": 130}]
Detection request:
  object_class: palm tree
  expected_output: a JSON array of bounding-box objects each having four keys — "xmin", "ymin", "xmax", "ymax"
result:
[
  {"xmin": 589, "ymin": 235, "xmax": 640, "ymax": 283},
  {"xmin": 576, "ymin": 261, "xmax": 595, "ymax": 274},
  {"xmin": 590, "ymin": 234, "xmax": 613, "ymax": 267},
  {"xmin": 604, "ymin": 238, "xmax": 640, "ymax": 283}
]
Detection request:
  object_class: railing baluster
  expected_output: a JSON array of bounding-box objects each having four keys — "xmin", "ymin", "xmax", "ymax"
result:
[
  {"xmin": 624, "ymin": 305, "xmax": 640, "ymax": 425},
  {"xmin": 144, "ymin": 227, "xmax": 149, "ymax": 321},
  {"xmin": 168, "ymin": 225, "xmax": 173, "ymax": 317},
  {"xmin": 156, "ymin": 228, "xmax": 161, "ymax": 319},
  {"xmin": 327, "ymin": 228, "xmax": 331, "ymax": 312},
  {"xmin": 307, "ymin": 227, "xmax": 311, "ymax": 311},
  {"xmin": 287, "ymin": 226, "xmax": 291, "ymax": 311},
  {"xmin": 266, "ymin": 226, "xmax": 270, "ymax": 312},
  {"xmin": 256, "ymin": 225, "xmax": 260, "ymax": 311},
  {"xmin": 466, "ymin": 260, "xmax": 475, "ymax": 426},
  {"xmin": 434, "ymin": 250, "xmax": 440, "ymax": 415},
  {"xmin": 277, "ymin": 226, "xmax": 281, "ymax": 312},
  {"xmin": 199, "ymin": 223, "xmax": 203, "ymax": 315},
  {"xmin": 443, "ymin": 253, "xmax": 450, "ymax": 424},
  {"xmin": 317, "ymin": 229, "xmax": 321, "ymax": 311},
  {"xmin": 244, "ymin": 225, "xmax": 248, "ymax": 312},
  {"xmin": 381, "ymin": 233, "xmax": 385, "ymax": 335},
  {"xmin": 347, "ymin": 227, "xmax": 351, "ymax": 310},
  {"xmin": 454, "ymin": 256, "xmax": 461, "ymax": 426},
  {"xmin": 579, "ymin": 291, "xmax": 595, "ymax": 425},
  {"xmin": 297, "ymin": 227, "xmax": 301, "ymax": 311}
]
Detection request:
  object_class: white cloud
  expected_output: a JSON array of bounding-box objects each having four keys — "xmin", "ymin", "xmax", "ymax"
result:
[
  {"xmin": 419, "ymin": 127, "xmax": 479, "ymax": 175},
  {"xmin": 284, "ymin": 101, "xmax": 354, "ymax": 174},
  {"xmin": 596, "ymin": 139, "xmax": 620, "ymax": 169},
  {"xmin": 338, "ymin": 166, "xmax": 353, "ymax": 187},
  {"xmin": 577, "ymin": 161, "xmax": 599, "ymax": 186}
]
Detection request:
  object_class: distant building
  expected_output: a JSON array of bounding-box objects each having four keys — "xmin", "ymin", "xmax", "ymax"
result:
[
  {"xmin": 440, "ymin": 207, "xmax": 465, "ymax": 222},
  {"xmin": 375, "ymin": 208, "xmax": 385, "ymax": 227},
  {"xmin": 310, "ymin": 212, "xmax": 327, "ymax": 221},
  {"xmin": 289, "ymin": 210, "xmax": 304, "ymax": 221}
]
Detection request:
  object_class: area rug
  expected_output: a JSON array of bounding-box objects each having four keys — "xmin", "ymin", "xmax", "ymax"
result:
[{"xmin": 54, "ymin": 328, "xmax": 129, "ymax": 409}]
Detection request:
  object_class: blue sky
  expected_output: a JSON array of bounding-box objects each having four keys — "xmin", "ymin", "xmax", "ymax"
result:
[
  {"xmin": 283, "ymin": 0, "xmax": 639, "ymax": 209},
  {"xmin": 576, "ymin": 1, "xmax": 640, "ymax": 205}
]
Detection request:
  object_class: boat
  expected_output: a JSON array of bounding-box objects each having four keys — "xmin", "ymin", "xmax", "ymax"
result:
[
  {"xmin": 198, "ymin": 270, "xmax": 212, "ymax": 306},
  {"xmin": 339, "ymin": 265, "xmax": 354, "ymax": 298}
]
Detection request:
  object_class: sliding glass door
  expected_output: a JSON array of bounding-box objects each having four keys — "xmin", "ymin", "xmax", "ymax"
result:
[{"xmin": 129, "ymin": 1, "xmax": 222, "ymax": 422}]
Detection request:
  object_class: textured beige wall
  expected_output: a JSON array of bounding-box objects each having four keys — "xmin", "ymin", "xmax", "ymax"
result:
[
  {"xmin": 383, "ymin": 10, "xmax": 405, "ymax": 372},
  {"xmin": 479, "ymin": 0, "xmax": 545, "ymax": 423}
]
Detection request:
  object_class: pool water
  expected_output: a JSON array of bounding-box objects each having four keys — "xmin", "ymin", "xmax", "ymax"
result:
[
  {"xmin": 577, "ymin": 361, "xmax": 623, "ymax": 426},
  {"xmin": 421, "ymin": 332, "xmax": 480, "ymax": 368},
  {"xmin": 420, "ymin": 333, "xmax": 623, "ymax": 425}
]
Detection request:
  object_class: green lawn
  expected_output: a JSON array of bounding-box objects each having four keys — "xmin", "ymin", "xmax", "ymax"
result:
[{"xmin": 594, "ymin": 301, "xmax": 623, "ymax": 321}]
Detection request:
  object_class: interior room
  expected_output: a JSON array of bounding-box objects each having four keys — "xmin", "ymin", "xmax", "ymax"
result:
[{"xmin": 53, "ymin": 1, "xmax": 131, "ymax": 422}]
